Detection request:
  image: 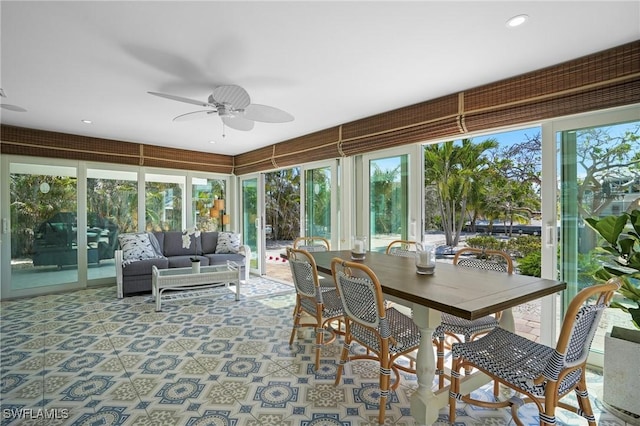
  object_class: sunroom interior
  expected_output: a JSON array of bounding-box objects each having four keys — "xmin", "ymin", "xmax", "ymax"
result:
[{"xmin": 1, "ymin": 3, "xmax": 639, "ymax": 423}]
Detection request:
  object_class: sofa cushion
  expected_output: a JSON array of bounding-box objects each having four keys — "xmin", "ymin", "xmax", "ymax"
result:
[
  {"xmin": 121, "ymin": 257, "xmax": 169, "ymax": 276},
  {"xmin": 200, "ymin": 231, "xmax": 219, "ymax": 254},
  {"xmin": 163, "ymin": 231, "xmax": 202, "ymax": 257},
  {"xmin": 167, "ymin": 255, "xmax": 210, "ymax": 268},
  {"xmin": 153, "ymin": 232, "xmax": 165, "ymax": 253},
  {"xmin": 215, "ymin": 232, "xmax": 240, "ymax": 254},
  {"xmin": 119, "ymin": 232, "xmax": 165, "ymax": 266},
  {"xmin": 204, "ymin": 253, "xmax": 245, "ymax": 266}
]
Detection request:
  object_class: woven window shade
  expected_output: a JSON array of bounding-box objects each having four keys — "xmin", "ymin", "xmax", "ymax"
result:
[
  {"xmin": 1, "ymin": 125, "xmax": 234, "ymax": 174},
  {"xmin": 465, "ymin": 80, "xmax": 640, "ymax": 132},
  {"xmin": 233, "ymin": 127, "xmax": 340, "ymax": 175},
  {"xmin": 341, "ymin": 94, "xmax": 459, "ymax": 141},
  {"xmin": 0, "ymin": 125, "xmax": 140, "ymax": 164},
  {"xmin": 143, "ymin": 144, "xmax": 233, "ymax": 173}
]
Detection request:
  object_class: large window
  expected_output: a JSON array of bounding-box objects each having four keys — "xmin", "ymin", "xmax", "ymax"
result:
[
  {"xmin": 423, "ymin": 129, "xmax": 542, "ymax": 278},
  {"xmin": 305, "ymin": 166, "xmax": 332, "ymax": 240},
  {"xmin": 145, "ymin": 173, "xmax": 185, "ymax": 231},
  {"xmin": 2, "ymin": 161, "xmax": 228, "ymax": 298},
  {"xmin": 192, "ymin": 177, "xmax": 226, "ymax": 231}
]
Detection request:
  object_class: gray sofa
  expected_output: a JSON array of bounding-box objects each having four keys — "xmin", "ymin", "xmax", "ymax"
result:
[{"xmin": 115, "ymin": 231, "xmax": 251, "ymax": 298}]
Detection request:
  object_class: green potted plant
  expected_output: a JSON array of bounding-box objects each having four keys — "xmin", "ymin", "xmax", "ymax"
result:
[{"xmin": 585, "ymin": 209, "xmax": 640, "ymax": 421}]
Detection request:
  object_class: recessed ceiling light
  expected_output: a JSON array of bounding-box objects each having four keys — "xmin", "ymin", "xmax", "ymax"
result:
[
  {"xmin": 81, "ymin": 119, "xmax": 92, "ymax": 124},
  {"xmin": 506, "ymin": 14, "xmax": 529, "ymax": 28},
  {"xmin": 209, "ymin": 140, "xmax": 216, "ymax": 144}
]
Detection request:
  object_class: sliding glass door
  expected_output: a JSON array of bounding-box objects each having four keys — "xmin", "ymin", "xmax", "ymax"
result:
[
  {"xmin": 303, "ymin": 161, "xmax": 338, "ymax": 247},
  {"xmin": 86, "ymin": 168, "xmax": 138, "ymax": 282},
  {"xmin": 8, "ymin": 162, "xmax": 81, "ymax": 296},
  {"xmin": 557, "ymin": 113, "xmax": 639, "ymax": 360},
  {"xmin": 240, "ymin": 174, "xmax": 264, "ymax": 275}
]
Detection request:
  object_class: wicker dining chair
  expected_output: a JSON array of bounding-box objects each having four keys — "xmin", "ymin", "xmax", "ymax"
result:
[
  {"xmin": 385, "ymin": 240, "xmax": 417, "ymax": 258},
  {"xmin": 293, "ymin": 236, "xmax": 333, "ymax": 288},
  {"xmin": 434, "ymin": 247, "xmax": 514, "ymax": 389},
  {"xmin": 385, "ymin": 239, "xmax": 418, "ymax": 365},
  {"xmin": 331, "ymin": 257, "xmax": 421, "ymax": 425},
  {"xmin": 293, "ymin": 236, "xmax": 330, "ymax": 252},
  {"xmin": 287, "ymin": 248, "xmax": 344, "ymax": 371},
  {"xmin": 449, "ymin": 278, "xmax": 621, "ymax": 426}
]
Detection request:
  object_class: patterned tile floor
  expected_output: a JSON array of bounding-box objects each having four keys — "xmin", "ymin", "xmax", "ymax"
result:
[{"xmin": 0, "ymin": 276, "xmax": 631, "ymax": 425}]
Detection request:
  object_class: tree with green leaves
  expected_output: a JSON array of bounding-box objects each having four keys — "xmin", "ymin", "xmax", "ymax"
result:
[
  {"xmin": 424, "ymin": 138, "xmax": 498, "ymax": 246},
  {"xmin": 370, "ymin": 162, "xmax": 402, "ymax": 235},
  {"xmin": 265, "ymin": 168, "xmax": 300, "ymax": 240}
]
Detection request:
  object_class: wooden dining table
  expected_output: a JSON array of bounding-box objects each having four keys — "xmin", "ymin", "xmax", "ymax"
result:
[{"xmin": 309, "ymin": 250, "xmax": 566, "ymax": 425}]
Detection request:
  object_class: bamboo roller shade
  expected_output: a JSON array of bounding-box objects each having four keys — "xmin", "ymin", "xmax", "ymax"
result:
[
  {"xmin": 0, "ymin": 126, "xmax": 234, "ymax": 174},
  {"xmin": 2, "ymin": 41, "xmax": 639, "ymax": 175}
]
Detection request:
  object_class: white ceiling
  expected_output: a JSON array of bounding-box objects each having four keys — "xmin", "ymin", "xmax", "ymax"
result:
[{"xmin": 1, "ymin": 1, "xmax": 639, "ymax": 157}]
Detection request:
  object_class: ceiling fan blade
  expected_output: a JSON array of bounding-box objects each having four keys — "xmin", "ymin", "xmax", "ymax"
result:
[
  {"xmin": 212, "ymin": 85, "xmax": 250, "ymax": 109},
  {"xmin": 244, "ymin": 104, "xmax": 294, "ymax": 123},
  {"xmin": 173, "ymin": 110, "xmax": 217, "ymax": 122},
  {"xmin": 1, "ymin": 104, "xmax": 27, "ymax": 112},
  {"xmin": 148, "ymin": 91, "xmax": 211, "ymax": 107},
  {"xmin": 222, "ymin": 115, "xmax": 255, "ymax": 131}
]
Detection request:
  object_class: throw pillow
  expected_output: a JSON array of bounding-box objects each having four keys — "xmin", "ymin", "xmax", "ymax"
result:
[
  {"xmin": 215, "ymin": 232, "xmax": 240, "ymax": 254},
  {"xmin": 118, "ymin": 232, "xmax": 165, "ymax": 266}
]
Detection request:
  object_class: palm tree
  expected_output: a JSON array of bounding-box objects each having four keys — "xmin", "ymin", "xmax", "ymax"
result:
[
  {"xmin": 370, "ymin": 163, "xmax": 402, "ymax": 235},
  {"xmin": 424, "ymin": 138, "xmax": 498, "ymax": 246}
]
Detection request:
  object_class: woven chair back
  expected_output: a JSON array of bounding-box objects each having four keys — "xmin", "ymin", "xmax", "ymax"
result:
[
  {"xmin": 287, "ymin": 248, "xmax": 321, "ymax": 300},
  {"xmin": 453, "ymin": 247, "xmax": 514, "ymax": 274},
  {"xmin": 331, "ymin": 258, "xmax": 386, "ymax": 332},
  {"xmin": 544, "ymin": 278, "xmax": 621, "ymax": 380},
  {"xmin": 293, "ymin": 236, "xmax": 330, "ymax": 253},
  {"xmin": 386, "ymin": 240, "xmax": 417, "ymax": 258}
]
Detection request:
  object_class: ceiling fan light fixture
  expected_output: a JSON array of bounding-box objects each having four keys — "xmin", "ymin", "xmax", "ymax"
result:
[
  {"xmin": 506, "ymin": 14, "xmax": 529, "ymax": 28},
  {"xmin": 149, "ymin": 84, "xmax": 293, "ymax": 134}
]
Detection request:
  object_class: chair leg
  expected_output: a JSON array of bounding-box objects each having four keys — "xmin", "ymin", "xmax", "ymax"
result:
[
  {"xmin": 541, "ymin": 382, "xmax": 559, "ymax": 426},
  {"xmin": 449, "ymin": 357, "xmax": 461, "ymax": 422},
  {"xmin": 575, "ymin": 373, "xmax": 597, "ymax": 426},
  {"xmin": 378, "ymin": 358, "xmax": 391, "ymax": 425},
  {"xmin": 289, "ymin": 303, "xmax": 302, "ymax": 346},
  {"xmin": 334, "ymin": 336, "xmax": 351, "ymax": 386},
  {"xmin": 314, "ymin": 324, "xmax": 323, "ymax": 371},
  {"xmin": 436, "ymin": 336, "xmax": 446, "ymax": 388}
]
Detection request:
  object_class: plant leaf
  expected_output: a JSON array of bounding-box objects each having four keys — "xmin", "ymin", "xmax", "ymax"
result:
[
  {"xmin": 630, "ymin": 209, "xmax": 640, "ymax": 236},
  {"xmin": 585, "ymin": 214, "xmax": 628, "ymax": 246},
  {"xmin": 628, "ymin": 305, "xmax": 640, "ymax": 329}
]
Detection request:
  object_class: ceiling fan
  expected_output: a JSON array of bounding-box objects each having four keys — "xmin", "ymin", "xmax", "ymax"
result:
[
  {"xmin": 148, "ymin": 84, "xmax": 293, "ymax": 133},
  {"xmin": 0, "ymin": 88, "xmax": 27, "ymax": 112}
]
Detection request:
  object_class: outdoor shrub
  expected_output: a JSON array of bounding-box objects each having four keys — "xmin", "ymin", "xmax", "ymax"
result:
[
  {"xmin": 506, "ymin": 235, "xmax": 541, "ymax": 258},
  {"xmin": 518, "ymin": 251, "xmax": 541, "ymax": 277},
  {"xmin": 465, "ymin": 236, "xmax": 506, "ymax": 251}
]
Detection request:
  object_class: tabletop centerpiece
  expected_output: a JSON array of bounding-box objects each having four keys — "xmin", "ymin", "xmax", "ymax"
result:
[{"xmin": 183, "ymin": 227, "xmax": 202, "ymax": 273}]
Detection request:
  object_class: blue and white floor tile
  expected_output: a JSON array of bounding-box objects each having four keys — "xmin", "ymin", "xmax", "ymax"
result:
[{"xmin": 0, "ymin": 277, "xmax": 631, "ymax": 425}]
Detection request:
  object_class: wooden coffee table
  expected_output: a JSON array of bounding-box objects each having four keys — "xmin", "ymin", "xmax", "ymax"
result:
[{"xmin": 151, "ymin": 261, "xmax": 241, "ymax": 311}]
